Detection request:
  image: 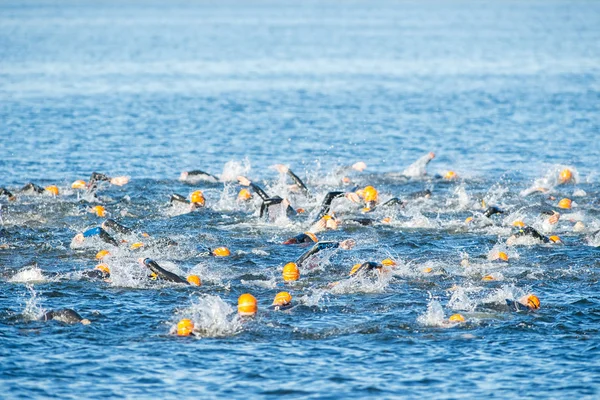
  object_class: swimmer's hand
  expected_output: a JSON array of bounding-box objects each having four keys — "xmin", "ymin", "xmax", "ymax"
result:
[
  {"xmin": 548, "ymin": 211, "xmax": 560, "ymax": 225},
  {"xmin": 352, "ymin": 161, "xmax": 367, "ymax": 172},
  {"xmin": 271, "ymin": 164, "xmax": 289, "ymax": 174},
  {"xmin": 110, "ymin": 176, "xmax": 130, "ymax": 186},
  {"xmin": 345, "ymin": 192, "xmax": 361, "ymax": 203},
  {"xmin": 237, "ymin": 176, "xmax": 251, "ymax": 186},
  {"xmin": 339, "ymin": 239, "xmax": 356, "ymax": 250},
  {"xmin": 80, "ymin": 319, "xmax": 91, "ymax": 325}
]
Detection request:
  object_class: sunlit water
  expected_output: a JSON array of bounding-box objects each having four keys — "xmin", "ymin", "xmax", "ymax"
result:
[{"xmin": 1, "ymin": 0, "xmax": 600, "ymax": 398}]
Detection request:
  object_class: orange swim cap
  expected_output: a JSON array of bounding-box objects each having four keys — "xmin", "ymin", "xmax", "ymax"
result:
[
  {"xmin": 482, "ymin": 275, "xmax": 495, "ymax": 281},
  {"xmin": 449, "ymin": 314, "xmax": 465, "ymax": 323},
  {"xmin": 497, "ymin": 252, "xmax": 509, "ymax": 262},
  {"xmin": 237, "ymin": 188, "xmax": 252, "ymax": 201},
  {"xmin": 282, "ymin": 262, "xmax": 300, "ymax": 282},
  {"xmin": 465, "ymin": 217, "xmax": 474, "ymax": 224},
  {"xmin": 272, "ymin": 291, "xmax": 292, "ymax": 307},
  {"xmin": 526, "ymin": 294, "xmax": 540, "ymax": 310},
  {"xmin": 238, "ymin": 293, "xmax": 257, "ymax": 316},
  {"xmin": 91, "ymin": 205, "xmax": 106, "ymax": 217},
  {"xmin": 558, "ymin": 169, "xmax": 573, "ymax": 184},
  {"xmin": 130, "ymin": 242, "xmax": 144, "ymax": 250},
  {"xmin": 423, "ymin": 267, "xmax": 433, "ymax": 274},
  {"xmin": 95, "ymin": 249, "xmax": 110, "ymax": 260},
  {"xmin": 71, "ymin": 180, "xmax": 86, "ymax": 189},
  {"xmin": 548, "ymin": 235, "xmax": 561, "ymax": 243},
  {"xmin": 212, "ymin": 247, "xmax": 231, "ymax": 257},
  {"xmin": 45, "ymin": 185, "xmax": 59, "ymax": 196},
  {"xmin": 381, "ymin": 258, "xmax": 397, "ymax": 266},
  {"xmin": 95, "ymin": 263, "xmax": 110, "ymax": 275},
  {"xmin": 177, "ymin": 319, "xmax": 194, "ymax": 336},
  {"xmin": 512, "ymin": 220, "xmax": 525, "ymax": 227},
  {"xmin": 363, "ymin": 186, "xmax": 378, "ymax": 203},
  {"xmin": 190, "ymin": 190, "xmax": 205, "ymax": 206},
  {"xmin": 187, "ymin": 275, "xmax": 201, "ymax": 286},
  {"xmin": 381, "ymin": 217, "xmax": 391, "ymax": 224},
  {"xmin": 444, "ymin": 171, "xmax": 458, "ymax": 180},
  {"xmin": 349, "ymin": 263, "xmax": 362, "ymax": 276},
  {"xmin": 558, "ymin": 198, "xmax": 572, "ymax": 209}
]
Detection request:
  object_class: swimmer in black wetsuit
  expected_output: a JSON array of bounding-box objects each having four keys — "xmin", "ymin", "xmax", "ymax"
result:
[
  {"xmin": 295, "ymin": 239, "xmax": 356, "ymax": 268},
  {"xmin": 505, "ymin": 294, "xmax": 540, "ymax": 312},
  {"xmin": 237, "ymin": 176, "xmax": 296, "ymax": 221},
  {"xmin": 139, "ymin": 258, "xmax": 200, "ymax": 286},
  {"xmin": 283, "ymin": 232, "xmax": 318, "ymax": 245},
  {"xmin": 506, "ymin": 226, "xmax": 561, "ymax": 245},
  {"xmin": 82, "ymin": 263, "xmax": 111, "ymax": 280},
  {"xmin": 42, "ymin": 309, "xmax": 91, "ymax": 325},
  {"xmin": 88, "ymin": 172, "xmax": 130, "ymax": 187},
  {"xmin": 0, "ymin": 188, "xmax": 16, "ymax": 201},
  {"xmin": 73, "ymin": 227, "xmax": 119, "ymax": 247},
  {"xmin": 272, "ymin": 164, "xmax": 311, "ymax": 197},
  {"xmin": 179, "ymin": 169, "xmax": 220, "ymax": 183},
  {"xmin": 170, "ymin": 190, "xmax": 206, "ymax": 211}
]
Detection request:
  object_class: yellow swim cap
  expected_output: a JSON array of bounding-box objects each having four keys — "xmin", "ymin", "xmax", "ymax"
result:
[
  {"xmin": 449, "ymin": 314, "xmax": 465, "ymax": 323},
  {"xmin": 238, "ymin": 293, "xmax": 257, "ymax": 316},
  {"xmin": 237, "ymin": 188, "xmax": 252, "ymax": 201},
  {"xmin": 497, "ymin": 252, "xmax": 509, "ymax": 262},
  {"xmin": 423, "ymin": 267, "xmax": 433, "ymax": 274},
  {"xmin": 95, "ymin": 263, "xmax": 110, "ymax": 275},
  {"xmin": 71, "ymin": 180, "xmax": 86, "ymax": 189},
  {"xmin": 272, "ymin": 291, "xmax": 292, "ymax": 306},
  {"xmin": 482, "ymin": 275, "xmax": 495, "ymax": 281},
  {"xmin": 187, "ymin": 275, "xmax": 201, "ymax": 286},
  {"xmin": 465, "ymin": 217, "xmax": 474, "ymax": 224},
  {"xmin": 444, "ymin": 171, "xmax": 458, "ymax": 180},
  {"xmin": 558, "ymin": 169, "xmax": 573, "ymax": 184},
  {"xmin": 527, "ymin": 294, "xmax": 540, "ymax": 310},
  {"xmin": 512, "ymin": 220, "xmax": 525, "ymax": 227},
  {"xmin": 558, "ymin": 198, "xmax": 572, "ymax": 209},
  {"xmin": 363, "ymin": 186, "xmax": 378, "ymax": 203},
  {"xmin": 130, "ymin": 242, "xmax": 144, "ymax": 250},
  {"xmin": 282, "ymin": 262, "xmax": 300, "ymax": 282},
  {"xmin": 212, "ymin": 247, "xmax": 231, "ymax": 257},
  {"xmin": 45, "ymin": 185, "xmax": 59, "ymax": 196},
  {"xmin": 381, "ymin": 258, "xmax": 397, "ymax": 266},
  {"xmin": 548, "ymin": 235, "xmax": 561, "ymax": 243},
  {"xmin": 95, "ymin": 249, "xmax": 110, "ymax": 260},
  {"xmin": 177, "ymin": 319, "xmax": 194, "ymax": 336},
  {"xmin": 190, "ymin": 190, "xmax": 205, "ymax": 206},
  {"xmin": 91, "ymin": 205, "xmax": 106, "ymax": 217},
  {"xmin": 349, "ymin": 263, "xmax": 362, "ymax": 276}
]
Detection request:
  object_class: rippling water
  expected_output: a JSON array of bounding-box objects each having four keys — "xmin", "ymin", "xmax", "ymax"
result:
[{"xmin": 1, "ymin": 0, "xmax": 600, "ymax": 398}]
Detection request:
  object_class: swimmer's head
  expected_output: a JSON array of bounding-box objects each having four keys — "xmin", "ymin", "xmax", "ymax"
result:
[
  {"xmin": 444, "ymin": 171, "xmax": 458, "ymax": 180},
  {"xmin": 558, "ymin": 198, "xmax": 572, "ymax": 209},
  {"xmin": 349, "ymin": 263, "xmax": 362, "ymax": 276},
  {"xmin": 282, "ymin": 262, "xmax": 300, "ymax": 282},
  {"xmin": 187, "ymin": 275, "xmax": 201, "ymax": 286},
  {"xmin": 95, "ymin": 264, "xmax": 110, "ymax": 275},
  {"xmin": 190, "ymin": 190, "xmax": 205, "ymax": 207},
  {"xmin": 304, "ymin": 232, "xmax": 318, "ymax": 243},
  {"xmin": 496, "ymin": 252, "xmax": 508, "ymax": 262},
  {"xmin": 212, "ymin": 247, "xmax": 231, "ymax": 257},
  {"xmin": 45, "ymin": 185, "xmax": 59, "ymax": 196},
  {"xmin": 272, "ymin": 291, "xmax": 292, "ymax": 307},
  {"xmin": 423, "ymin": 267, "xmax": 433, "ymax": 274},
  {"xmin": 381, "ymin": 258, "xmax": 397, "ymax": 266},
  {"xmin": 449, "ymin": 314, "xmax": 465, "ymax": 323},
  {"xmin": 381, "ymin": 217, "xmax": 391, "ymax": 224},
  {"xmin": 548, "ymin": 235, "xmax": 561, "ymax": 243},
  {"xmin": 238, "ymin": 293, "xmax": 257, "ymax": 316},
  {"xmin": 558, "ymin": 168, "xmax": 573, "ymax": 184},
  {"xmin": 237, "ymin": 189, "xmax": 252, "ymax": 202},
  {"xmin": 522, "ymin": 294, "xmax": 540, "ymax": 310},
  {"xmin": 95, "ymin": 249, "xmax": 110, "ymax": 260},
  {"xmin": 482, "ymin": 275, "xmax": 495, "ymax": 281},
  {"xmin": 339, "ymin": 239, "xmax": 356, "ymax": 250},
  {"xmin": 465, "ymin": 217, "xmax": 474, "ymax": 224},
  {"xmin": 363, "ymin": 186, "xmax": 378, "ymax": 204},
  {"xmin": 91, "ymin": 205, "xmax": 106, "ymax": 217},
  {"xmin": 512, "ymin": 220, "xmax": 525, "ymax": 228},
  {"xmin": 177, "ymin": 319, "xmax": 194, "ymax": 336},
  {"xmin": 71, "ymin": 180, "xmax": 86, "ymax": 189},
  {"xmin": 73, "ymin": 233, "xmax": 85, "ymax": 243},
  {"xmin": 130, "ymin": 242, "xmax": 144, "ymax": 250}
]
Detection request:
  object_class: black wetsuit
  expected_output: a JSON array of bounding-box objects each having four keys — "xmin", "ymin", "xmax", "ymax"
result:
[
  {"xmin": 315, "ymin": 191, "xmax": 345, "ymax": 221},
  {"xmin": 186, "ymin": 170, "xmax": 220, "ymax": 181},
  {"xmin": 283, "ymin": 232, "xmax": 317, "ymax": 245},
  {"xmin": 21, "ymin": 183, "xmax": 45, "ymax": 194},
  {"xmin": 42, "ymin": 309, "xmax": 86, "ymax": 324},
  {"xmin": 0, "ymin": 188, "xmax": 15, "ymax": 200},
  {"xmin": 284, "ymin": 168, "xmax": 310, "ymax": 196},
  {"xmin": 102, "ymin": 219, "xmax": 133, "ymax": 234},
  {"xmin": 170, "ymin": 193, "xmax": 190, "ymax": 205},
  {"xmin": 484, "ymin": 206, "xmax": 504, "ymax": 218},
  {"xmin": 514, "ymin": 226, "xmax": 550, "ymax": 243},
  {"xmin": 141, "ymin": 258, "xmax": 188, "ymax": 284},
  {"xmin": 296, "ymin": 241, "xmax": 341, "ymax": 267},
  {"xmin": 350, "ymin": 261, "xmax": 382, "ymax": 276}
]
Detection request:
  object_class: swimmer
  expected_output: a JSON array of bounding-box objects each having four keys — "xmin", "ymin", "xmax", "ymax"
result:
[
  {"xmin": 179, "ymin": 169, "xmax": 220, "ymax": 183},
  {"xmin": 272, "ymin": 164, "xmax": 311, "ymax": 196},
  {"xmin": 139, "ymin": 258, "xmax": 200, "ymax": 286},
  {"xmin": 283, "ymin": 231, "xmax": 318, "ymax": 245},
  {"xmin": 88, "ymin": 172, "xmax": 130, "ymax": 187},
  {"xmin": 73, "ymin": 227, "xmax": 119, "ymax": 247},
  {"xmin": 506, "ymin": 226, "xmax": 561, "ymax": 245},
  {"xmin": 0, "ymin": 187, "xmax": 16, "ymax": 201},
  {"xmin": 82, "ymin": 263, "xmax": 111, "ymax": 280},
  {"xmin": 349, "ymin": 261, "xmax": 385, "ymax": 277},
  {"xmin": 506, "ymin": 294, "xmax": 540, "ymax": 312},
  {"xmin": 295, "ymin": 239, "xmax": 356, "ymax": 268},
  {"xmin": 169, "ymin": 190, "xmax": 205, "ymax": 212},
  {"xmin": 102, "ymin": 219, "xmax": 133, "ymax": 235},
  {"xmin": 20, "ymin": 182, "xmax": 45, "ymax": 194},
  {"xmin": 238, "ymin": 176, "xmax": 296, "ymax": 221},
  {"xmin": 272, "ymin": 291, "xmax": 293, "ymax": 310},
  {"xmin": 41, "ymin": 309, "xmax": 91, "ymax": 325},
  {"xmin": 483, "ymin": 206, "xmax": 504, "ymax": 218},
  {"xmin": 402, "ymin": 152, "xmax": 435, "ymax": 178}
]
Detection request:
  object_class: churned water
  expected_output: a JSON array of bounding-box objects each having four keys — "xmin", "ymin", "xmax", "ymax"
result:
[{"xmin": 1, "ymin": 0, "xmax": 600, "ymax": 398}]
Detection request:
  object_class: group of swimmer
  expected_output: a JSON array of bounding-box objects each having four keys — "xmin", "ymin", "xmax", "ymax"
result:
[{"xmin": 2, "ymin": 152, "xmax": 591, "ymax": 335}]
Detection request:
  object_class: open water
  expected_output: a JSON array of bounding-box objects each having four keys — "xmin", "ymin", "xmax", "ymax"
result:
[{"xmin": 1, "ymin": 0, "xmax": 599, "ymax": 398}]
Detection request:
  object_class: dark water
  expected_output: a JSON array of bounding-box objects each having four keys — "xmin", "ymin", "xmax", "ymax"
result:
[{"xmin": 1, "ymin": 1, "xmax": 600, "ymax": 398}]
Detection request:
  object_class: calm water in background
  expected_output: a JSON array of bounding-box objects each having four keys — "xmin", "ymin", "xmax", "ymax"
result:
[{"xmin": 1, "ymin": 1, "xmax": 600, "ymax": 398}]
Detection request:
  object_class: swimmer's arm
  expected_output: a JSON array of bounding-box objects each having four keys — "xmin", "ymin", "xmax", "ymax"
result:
[
  {"xmin": 285, "ymin": 169, "xmax": 310, "ymax": 195},
  {"xmin": 102, "ymin": 219, "xmax": 133, "ymax": 234},
  {"xmin": 141, "ymin": 258, "xmax": 188, "ymax": 284}
]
